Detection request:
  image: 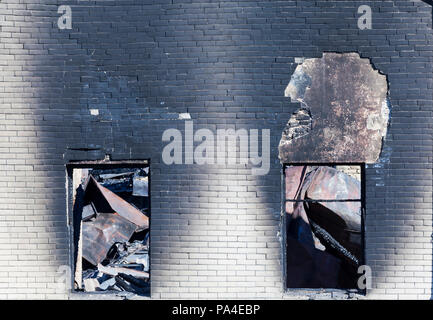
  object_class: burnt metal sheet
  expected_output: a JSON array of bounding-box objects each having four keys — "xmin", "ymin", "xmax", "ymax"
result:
[
  {"xmin": 285, "ymin": 166, "xmax": 362, "ymax": 288},
  {"xmin": 84, "ymin": 175, "xmax": 149, "ymax": 230},
  {"xmin": 82, "ymin": 213, "xmax": 137, "ymax": 266},
  {"xmin": 132, "ymin": 176, "xmax": 148, "ymax": 197},
  {"xmin": 82, "ymin": 203, "xmax": 96, "ymax": 221},
  {"xmin": 307, "ymin": 166, "xmax": 361, "ymax": 200},
  {"xmin": 284, "ymin": 166, "xmax": 306, "ymax": 214},
  {"xmin": 306, "ymin": 201, "xmax": 362, "ymax": 261},
  {"xmin": 98, "ymin": 263, "xmax": 150, "ymax": 279},
  {"xmin": 306, "ymin": 167, "xmax": 361, "ymax": 232}
]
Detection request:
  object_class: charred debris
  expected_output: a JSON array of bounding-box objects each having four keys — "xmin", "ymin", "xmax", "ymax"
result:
[
  {"xmin": 285, "ymin": 165, "xmax": 363, "ymax": 289},
  {"xmin": 71, "ymin": 166, "xmax": 150, "ymax": 296}
]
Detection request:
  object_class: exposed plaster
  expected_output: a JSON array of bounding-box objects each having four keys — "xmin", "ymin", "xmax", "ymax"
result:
[{"xmin": 279, "ymin": 52, "xmax": 390, "ymax": 164}]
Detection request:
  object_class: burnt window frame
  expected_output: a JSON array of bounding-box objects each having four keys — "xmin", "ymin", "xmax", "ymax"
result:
[
  {"xmin": 281, "ymin": 163, "xmax": 366, "ymax": 296},
  {"xmin": 65, "ymin": 159, "xmax": 151, "ymax": 297}
]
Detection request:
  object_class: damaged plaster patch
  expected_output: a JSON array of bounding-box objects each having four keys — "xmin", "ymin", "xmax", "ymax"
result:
[{"xmin": 279, "ymin": 52, "xmax": 390, "ymax": 163}]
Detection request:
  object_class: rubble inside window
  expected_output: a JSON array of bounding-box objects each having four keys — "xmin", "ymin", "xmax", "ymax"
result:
[
  {"xmin": 285, "ymin": 165, "xmax": 364, "ymax": 289},
  {"xmin": 70, "ymin": 164, "xmax": 150, "ymax": 296}
]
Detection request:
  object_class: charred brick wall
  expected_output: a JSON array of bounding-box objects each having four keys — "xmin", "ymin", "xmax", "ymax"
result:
[{"xmin": 0, "ymin": 0, "xmax": 432, "ymax": 299}]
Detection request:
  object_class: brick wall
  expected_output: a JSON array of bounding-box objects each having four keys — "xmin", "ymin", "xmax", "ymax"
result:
[{"xmin": 0, "ymin": 0, "xmax": 431, "ymax": 299}]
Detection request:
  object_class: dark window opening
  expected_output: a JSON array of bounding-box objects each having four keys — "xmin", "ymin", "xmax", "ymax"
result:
[
  {"xmin": 67, "ymin": 161, "xmax": 150, "ymax": 297},
  {"xmin": 284, "ymin": 164, "xmax": 365, "ymax": 291}
]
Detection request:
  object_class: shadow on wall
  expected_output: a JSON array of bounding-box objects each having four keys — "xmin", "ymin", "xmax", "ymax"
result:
[{"xmin": 0, "ymin": 0, "xmax": 86, "ymax": 293}]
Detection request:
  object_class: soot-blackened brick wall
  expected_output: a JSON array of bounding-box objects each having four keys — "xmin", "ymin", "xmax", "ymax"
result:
[{"xmin": 0, "ymin": 0, "xmax": 432, "ymax": 299}]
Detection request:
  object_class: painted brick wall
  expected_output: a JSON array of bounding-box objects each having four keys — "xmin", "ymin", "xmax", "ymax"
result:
[{"xmin": 0, "ymin": 0, "xmax": 431, "ymax": 299}]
